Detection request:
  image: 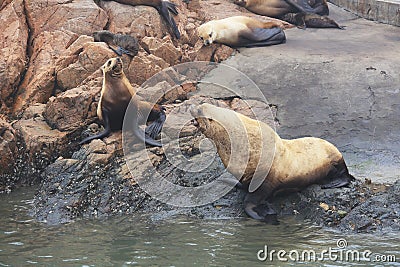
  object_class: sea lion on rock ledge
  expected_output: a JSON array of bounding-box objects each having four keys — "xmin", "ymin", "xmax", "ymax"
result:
[
  {"xmin": 190, "ymin": 103, "xmax": 354, "ymax": 223},
  {"xmin": 93, "ymin": 31, "xmax": 139, "ymax": 57},
  {"xmin": 80, "ymin": 57, "xmax": 165, "ymax": 146},
  {"xmin": 104, "ymin": 0, "xmax": 180, "ymax": 39},
  {"xmin": 197, "ymin": 16, "xmax": 286, "ymax": 48},
  {"xmin": 234, "ymin": 0, "xmax": 343, "ymax": 29}
]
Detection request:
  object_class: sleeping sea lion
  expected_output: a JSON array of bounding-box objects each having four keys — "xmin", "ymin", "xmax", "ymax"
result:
[
  {"xmin": 105, "ymin": 0, "xmax": 180, "ymax": 39},
  {"xmin": 281, "ymin": 12, "xmax": 344, "ymax": 29},
  {"xmin": 190, "ymin": 103, "xmax": 354, "ymax": 222},
  {"xmin": 93, "ymin": 31, "xmax": 139, "ymax": 57},
  {"xmin": 197, "ymin": 16, "xmax": 286, "ymax": 48},
  {"xmin": 234, "ymin": 0, "xmax": 343, "ymax": 29},
  {"xmin": 80, "ymin": 57, "xmax": 165, "ymax": 146}
]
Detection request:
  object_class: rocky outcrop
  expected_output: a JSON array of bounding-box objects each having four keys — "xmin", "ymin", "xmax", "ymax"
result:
[{"xmin": 0, "ymin": 0, "xmax": 29, "ymax": 113}]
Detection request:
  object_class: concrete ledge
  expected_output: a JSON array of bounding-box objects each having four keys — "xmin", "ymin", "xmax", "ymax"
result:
[{"xmin": 329, "ymin": 0, "xmax": 400, "ymax": 26}]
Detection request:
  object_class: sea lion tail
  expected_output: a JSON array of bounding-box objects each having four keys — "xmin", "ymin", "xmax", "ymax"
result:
[{"xmin": 159, "ymin": 0, "xmax": 181, "ymax": 39}]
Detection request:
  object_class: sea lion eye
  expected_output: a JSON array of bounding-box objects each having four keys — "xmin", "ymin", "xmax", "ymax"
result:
[
  {"xmin": 200, "ymin": 36, "xmax": 203, "ymax": 40},
  {"xmin": 107, "ymin": 60, "xmax": 112, "ymax": 67}
]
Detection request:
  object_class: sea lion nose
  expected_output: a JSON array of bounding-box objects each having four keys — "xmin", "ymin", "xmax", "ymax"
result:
[
  {"xmin": 204, "ymin": 40, "xmax": 210, "ymax": 45},
  {"xmin": 116, "ymin": 57, "xmax": 121, "ymax": 62}
]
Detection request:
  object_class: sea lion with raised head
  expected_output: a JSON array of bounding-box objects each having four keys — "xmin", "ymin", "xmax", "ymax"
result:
[
  {"xmin": 190, "ymin": 103, "xmax": 354, "ymax": 222},
  {"xmin": 197, "ymin": 16, "xmax": 286, "ymax": 48},
  {"xmin": 80, "ymin": 57, "xmax": 165, "ymax": 146},
  {"xmin": 93, "ymin": 31, "xmax": 139, "ymax": 57},
  {"xmin": 234, "ymin": 0, "xmax": 343, "ymax": 29},
  {"xmin": 104, "ymin": 0, "xmax": 180, "ymax": 39}
]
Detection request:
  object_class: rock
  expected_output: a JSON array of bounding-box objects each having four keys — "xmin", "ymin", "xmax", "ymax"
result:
[
  {"xmin": 0, "ymin": 118, "xmax": 18, "ymax": 175},
  {"xmin": 127, "ymin": 52, "xmax": 169, "ymax": 86},
  {"xmin": 12, "ymin": 30, "xmax": 73, "ymax": 114},
  {"xmin": 56, "ymin": 42, "xmax": 115, "ymax": 90},
  {"xmin": 13, "ymin": 115, "xmax": 70, "ymax": 168},
  {"xmin": 44, "ymin": 77, "xmax": 102, "ymax": 132},
  {"xmin": 141, "ymin": 36, "xmax": 181, "ymax": 65},
  {"xmin": 100, "ymin": 2, "xmax": 166, "ymax": 39},
  {"xmin": 0, "ymin": 0, "xmax": 29, "ymax": 111},
  {"xmin": 25, "ymin": 0, "xmax": 108, "ymax": 39}
]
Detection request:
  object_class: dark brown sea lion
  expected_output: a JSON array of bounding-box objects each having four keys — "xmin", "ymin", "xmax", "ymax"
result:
[
  {"xmin": 93, "ymin": 31, "xmax": 140, "ymax": 57},
  {"xmin": 105, "ymin": 0, "xmax": 180, "ymax": 39},
  {"xmin": 197, "ymin": 16, "xmax": 286, "ymax": 48},
  {"xmin": 234, "ymin": 0, "xmax": 343, "ymax": 29},
  {"xmin": 80, "ymin": 57, "xmax": 165, "ymax": 146},
  {"xmin": 190, "ymin": 103, "xmax": 354, "ymax": 223},
  {"xmin": 281, "ymin": 12, "xmax": 344, "ymax": 29}
]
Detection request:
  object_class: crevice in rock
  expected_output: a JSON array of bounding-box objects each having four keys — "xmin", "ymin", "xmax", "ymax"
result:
[{"xmin": 367, "ymin": 86, "xmax": 376, "ymax": 119}]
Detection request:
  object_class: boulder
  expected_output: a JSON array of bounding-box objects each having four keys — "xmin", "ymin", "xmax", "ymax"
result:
[
  {"xmin": 24, "ymin": 0, "xmax": 108, "ymax": 39},
  {"xmin": 141, "ymin": 36, "xmax": 181, "ymax": 65}
]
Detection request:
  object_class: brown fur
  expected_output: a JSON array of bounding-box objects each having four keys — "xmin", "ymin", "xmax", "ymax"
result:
[{"xmin": 191, "ymin": 103, "xmax": 353, "ymax": 223}]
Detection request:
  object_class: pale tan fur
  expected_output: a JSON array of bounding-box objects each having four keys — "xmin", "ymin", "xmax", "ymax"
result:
[
  {"xmin": 197, "ymin": 16, "xmax": 280, "ymax": 46},
  {"xmin": 191, "ymin": 103, "xmax": 343, "ymax": 187}
]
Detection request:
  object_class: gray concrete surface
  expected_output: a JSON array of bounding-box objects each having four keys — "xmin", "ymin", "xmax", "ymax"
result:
[
  {"xmin": 206, "ymin": 4, "xmax": 400, "ymax": 183},
  {"xmin": 329, "ymin": 0, "xmax": 400, "ymax": 26}
]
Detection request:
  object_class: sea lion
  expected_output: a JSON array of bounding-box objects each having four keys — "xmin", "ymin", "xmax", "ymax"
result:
[
  {"xmin": 190, "ymin": 103, "xmax": 354, "ymax": 222},
  {"xmin": 80, "ymin": 57, "xmax": 165, "ymax": 146},
  {"xmin": 281, "ymin": 12, "xmax": 344, "ymax": 29},
  {"xmin": 234, "ymin": 0, "xmax": 343, "ymax": 29},
  {"xmin": 93, "ymin": 31, "xmax": 139, "ymax": 57},
  {"xmin": 197, "ymin": 16, "xmax": 286, "ymax": 48},
  {"xmin": 104, "ymin": 0, "xmax": 180, "ymax": 39}
]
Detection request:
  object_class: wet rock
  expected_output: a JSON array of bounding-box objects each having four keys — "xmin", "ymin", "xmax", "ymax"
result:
[
  {"xmin": 338, "ymin": 180, "xmax": 400, "ymax": 232},
  {"xmin": 13, "ymin": 113, "xmax": 70, "ymax": 168},
  {"xmin": 0, "ymin": 118, "xmax": 18, "ymax": 175},
  {"xmin": 0, "ymin": 0, "xmax": 28, "ymax": 112}
]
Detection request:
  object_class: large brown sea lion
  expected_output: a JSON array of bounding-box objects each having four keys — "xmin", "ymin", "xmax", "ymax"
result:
[
  {"xmin": 104, "ymin": 0, "xmax": 180, "ymax": 39},
  {"xmin": 197, "ymin": 16, "xmax": 286, "ymax": 48},
  {"xmin": 234, "ymin": 0, "xmax": 343, "ymax": 29},
  {"xmin": 80, "ymin": 57, "xmax": 165, "ymax": 146},
  {"xmin": 190, "ymin": 103, "xmax": 354, "ymax": 222}
]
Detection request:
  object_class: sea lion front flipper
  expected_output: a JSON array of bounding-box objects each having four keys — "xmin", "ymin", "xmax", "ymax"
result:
[
  {"xmin": 158, "ymin": 0, "xmax": 180, "ymax": 39},
  {"xmin": 243, "ymin": 187, "xmax": 279, "ymax": 224},
  {"xmin": 240, "ymin": 27, "xmax": 286, "ymax": 47},
  {"xmin": 79, "ymin": 110, "xmax": 112, "ymax": 145},
  {"xmin": 321, "ymin": 160, "xmax": 355, "ymax": 189}
]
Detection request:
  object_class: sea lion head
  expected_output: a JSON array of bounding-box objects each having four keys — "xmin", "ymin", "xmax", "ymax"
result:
[
  {"xmin": 197, "ymin": 23, "xmax": 217, "ymax": 46},
  {"xmin": 233, "ymin": 0, "xmax": 247, "ymax": 7},
  {"xmin": 102, "ymin": 57, "xmax": 123, "ymax": 77},
  {"xmin": 93, "ymin": 30, "xmax": 114, "ymax": 43},
  {"xmin": 190, "ymin": 103, "xmax": 239, "ymax": 138}
]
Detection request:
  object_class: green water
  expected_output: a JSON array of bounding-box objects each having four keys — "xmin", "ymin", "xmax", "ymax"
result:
[{"xmin": 0, "ymin": 187, "xmax": 399, "ymax": 266}]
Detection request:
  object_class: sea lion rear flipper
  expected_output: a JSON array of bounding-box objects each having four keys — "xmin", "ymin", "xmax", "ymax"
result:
[
  {"xmin": 145, "ymin": 111, "xmax": 166, "ymax": 139},
  {"xmin": 79, "ymin": 111, "xmax": 112, "ymax": 145},
  {"xmin": 240, "ymin": 27, "xmax": 286, "ymax": 47},
  {"xmin": 158, "ymin": 0, "xmax": 180, "ymax": 39}
]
